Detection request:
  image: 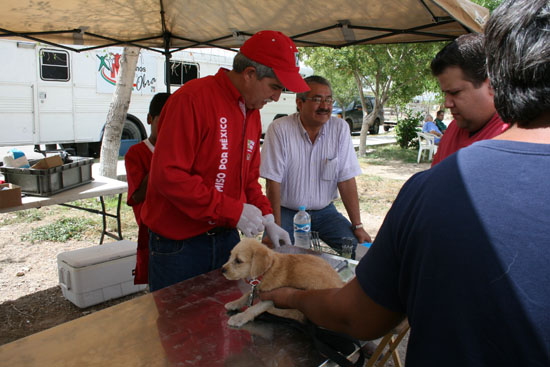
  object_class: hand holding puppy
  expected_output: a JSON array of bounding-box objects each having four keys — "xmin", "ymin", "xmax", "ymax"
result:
[{"xmin": 260, "ymin": 286, "xmax": 300, "ymax": 309}]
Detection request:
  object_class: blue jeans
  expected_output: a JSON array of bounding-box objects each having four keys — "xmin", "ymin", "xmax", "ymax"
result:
[
  {"xmin": 281, "ymin": 203, "xmax": 357, "ymax": 259},
  {"xmin": 148, "ymin": 229, "xmax": 240, "ymax": 292}
]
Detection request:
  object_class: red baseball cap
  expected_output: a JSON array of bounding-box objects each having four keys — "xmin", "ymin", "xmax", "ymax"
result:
[{"xmin": 240, "ymin": 30, "xmax": 310, "ymax": 93}]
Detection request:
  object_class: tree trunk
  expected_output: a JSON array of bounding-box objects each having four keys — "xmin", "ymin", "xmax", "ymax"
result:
[
  {"xmin": 359, "ymin": 113, "xmax": 376, "ymax": 156},
  {"xmin": 98, "ymin": 46, "xmax": 140, "ymax": 179},
  {"xmin": 353, "ymin": 70, "xmax": 370, "ymax": 157}
]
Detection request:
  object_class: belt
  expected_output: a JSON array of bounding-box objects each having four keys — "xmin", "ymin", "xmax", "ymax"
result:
[{"xmin": 205, "ymin": 227, "xmax": 231, "ymax": 236}]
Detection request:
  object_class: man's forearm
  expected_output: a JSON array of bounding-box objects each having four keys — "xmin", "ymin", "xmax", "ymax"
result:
[
  {"xmin": 131, "ymin": 173, "xmax": 149, "ymax": 203},
  {"xmin": 338, "ymin": 178, "xmax": 372, "ymax": 242},
  {"xmin": 265, "ymin": 179, "xmax": 282, "ymax": 225},
  {"xmin": 290, "ymin": 288, "xmax": 358, "ymax": 333},
  {"xmin": 261, "ymin": 279, "xmax": 405, "ymax": 341},
  {"xmin": 337, "ymin": 178, "xmax": 362, "ymax": 226}
]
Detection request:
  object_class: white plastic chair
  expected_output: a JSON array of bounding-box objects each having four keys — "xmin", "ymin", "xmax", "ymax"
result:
[{"xmin": 416, "ymin": 132, "xmax": 438, "ymax": 163}]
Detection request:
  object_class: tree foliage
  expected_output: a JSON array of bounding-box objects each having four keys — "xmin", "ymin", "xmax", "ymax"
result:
[
  {"xmin": 395, "ymin": 109, "xmax": 423, "ymax": 149},
  {"xmin": 302, "ymin": 42, "xmax": 441, "ymax": 155},
  {"xmin": 300, "ymin": 47, "xmax": 356, "ymax": 117}
]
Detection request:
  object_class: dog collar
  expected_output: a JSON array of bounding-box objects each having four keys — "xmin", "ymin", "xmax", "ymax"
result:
[
  {"xmin": 246, "ymin": 275, "xmax": 264, "ymax": 307},
  {"xmin": 247, "ymin": 275, "xmax": 263, "ymax": 286}
]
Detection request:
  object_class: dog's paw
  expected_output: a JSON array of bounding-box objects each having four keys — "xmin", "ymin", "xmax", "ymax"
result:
[
  {"xmin": 226, "ymin": 309, "xmax": 239, "ymax": 316},
  {"xmin": 228, "ymin": 312, "xmax": 253, "ymax": 328},
  {"xmin": 225, "ymin": 299, "xmax": 244, "ymax": 311}
]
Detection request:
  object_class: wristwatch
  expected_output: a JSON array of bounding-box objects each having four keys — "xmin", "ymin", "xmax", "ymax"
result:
[{"xmin": 351, "ymin": 223, "xmax": 363, "ymax": 231}]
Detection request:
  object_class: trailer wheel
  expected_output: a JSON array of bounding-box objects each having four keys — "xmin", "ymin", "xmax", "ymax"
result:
[
  {"xmin": 122, "ymin": 118, "xmax": 143, "ymax": 141},
  {"xmin": 61, "ymin": 117, "xmax": 145, "ymax": 158}
]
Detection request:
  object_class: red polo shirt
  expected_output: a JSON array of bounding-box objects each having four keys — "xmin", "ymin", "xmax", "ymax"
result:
[
  {"xmin": 431, "ymin": 113, "xmax": 509, "ymax": 166},
  {"xmin": 125, "ymin": 140, "xmax": 154, "ymax": 284},
  {"xmin": 141, "ymin": 68, "xmax": 271, "ymax": 240}
]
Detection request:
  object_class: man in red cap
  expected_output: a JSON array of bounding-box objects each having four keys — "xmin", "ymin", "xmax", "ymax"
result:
[{"xmin": 141, "ymin": 30, "xmax": 309, "ymax": 292}]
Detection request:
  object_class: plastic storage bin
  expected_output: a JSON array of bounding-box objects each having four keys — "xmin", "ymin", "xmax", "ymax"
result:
[
  {"xmin": 0, "ymin": 156, "xmax": 93, "ymax": 196},
  {"xmin": 57, "ymin": 240, "xmax": 147, "ymax": 308}
]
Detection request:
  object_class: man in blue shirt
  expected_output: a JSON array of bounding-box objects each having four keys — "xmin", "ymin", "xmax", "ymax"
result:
[
  {"xmin": 422, "ymin": 114, "xmax": 442, "ymax": 144},
  {"xmin": 261, "ymin": 1, "xmax": 550, "ymax": 365}
]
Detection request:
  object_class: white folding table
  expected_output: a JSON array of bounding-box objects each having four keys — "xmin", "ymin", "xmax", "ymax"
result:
[{"xmin": 0, "ymin": 175, "xmax": 128, "ymax": 244}]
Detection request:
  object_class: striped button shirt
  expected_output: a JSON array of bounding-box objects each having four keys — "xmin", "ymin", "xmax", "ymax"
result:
[{"xmin": 260, "ymin": 113, "xmax": 362, "ymax": 211}]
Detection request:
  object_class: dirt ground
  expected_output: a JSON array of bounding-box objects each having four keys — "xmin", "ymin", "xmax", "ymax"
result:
[{"xmin": 0, "ymin": 158, "xmax": 429, "ymax": 359}]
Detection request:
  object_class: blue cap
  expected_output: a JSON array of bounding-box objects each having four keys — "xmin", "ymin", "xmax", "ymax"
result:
[
  {"xmin": 299, "ymin": 205, "xmax": 306, "ymax": 211},
  {"xmin": 360, "ymin": 242, "xmax": 372, "ymax": 248}
]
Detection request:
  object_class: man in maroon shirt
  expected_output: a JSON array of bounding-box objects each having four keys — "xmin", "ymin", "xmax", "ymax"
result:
[
  {"xmin": 142, "ymin": 31, "xmax": 309, "ymax": 291},
  {"xmin": 430, "ymin": 34, "xmax": 509, "ymax": 167}
]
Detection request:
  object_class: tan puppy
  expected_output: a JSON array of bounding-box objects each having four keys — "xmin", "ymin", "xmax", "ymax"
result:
[{"xmin": 222, "ymin": 238, "xmax": 344, "ymax": 328}]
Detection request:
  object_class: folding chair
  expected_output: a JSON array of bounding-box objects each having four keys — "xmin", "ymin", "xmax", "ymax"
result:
[
  {"xmin": 417, "ymin": 132, "xmax": 437, "ymax": 163},
  {"xmin": 365, "ymin": 320, "xmax": 410, "ymax": 367}
]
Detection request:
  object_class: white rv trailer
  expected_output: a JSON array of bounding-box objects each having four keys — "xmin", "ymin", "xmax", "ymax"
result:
[{"xmin": 0, "ymin": 40, "xmax": 308, "ymax": 157}]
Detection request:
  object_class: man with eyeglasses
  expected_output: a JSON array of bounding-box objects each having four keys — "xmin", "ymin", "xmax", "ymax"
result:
[{"xmin": 260, "ymin": 75, "xmax": 371, "ymax": 259}]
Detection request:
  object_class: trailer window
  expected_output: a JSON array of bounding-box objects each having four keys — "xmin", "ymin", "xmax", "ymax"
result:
[
  {"xmin": 40, "ymin": 50, "xmax": 70, "ymax": 81},
  {"xmin": 169, "ymin": 61, "xmax": 199, "ymax": 86}
]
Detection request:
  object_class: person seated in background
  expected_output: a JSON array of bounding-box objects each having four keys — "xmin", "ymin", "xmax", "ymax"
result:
[
  {"xmin": 260, "ymin": 75, "xmax": 371, "ymax": 259},
  {"xmin": 125, "ymin": 92, "xmax": 171, "ymax": 285},
  {"xmin": 422, "ymin": 114, "xmax": 442, "ymax": 144},
  {"xmin": 434, "ymin": 110, "xmax": 447, "ymax": 133},
  {"xmin": 429, "ymin": 33, "xmax": 509, "ymax": 167},
  {"xmin": 261, "ymin": 1, "xmax": 550, "ymax": 365}
]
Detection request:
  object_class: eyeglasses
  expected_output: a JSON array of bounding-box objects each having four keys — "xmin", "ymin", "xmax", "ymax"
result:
[{"xmin": 304, "ymin": 96, "xmax": 333, "ymax": 104}]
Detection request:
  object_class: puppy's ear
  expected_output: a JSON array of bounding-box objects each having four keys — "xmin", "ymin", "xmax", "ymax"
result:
[{"xmin": 250, "ymin": 244, "xmax": 273, "ymax": 278}]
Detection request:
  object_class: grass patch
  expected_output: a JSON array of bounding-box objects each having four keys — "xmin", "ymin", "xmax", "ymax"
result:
[
  {"xmin": 57, "ymin": 194, "xmax": 125, "ymax": 214},
  {"xmin": 357, "ymin": 174, "xmax": 404, "ymax": 213},
  {"xmin": 21, "ymin": 216, "xmax": 97, "ymax": 243},
  {"xmin": 362, "ymin": 144, "xmax": 417, "ymax": 164},
  {"xmin": 334, "ymin": 174, "xmax": 404, "ymax": 215},
  {"xmin": 1, "ymin": 210, "xmax": 44, "ymax": 225}
]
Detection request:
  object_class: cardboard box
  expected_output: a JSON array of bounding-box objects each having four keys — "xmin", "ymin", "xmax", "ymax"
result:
[
  {"xmin": 0, "ymin": 183, "xmax": 22, "ymax": 209},
  {"xmin": 31, "ymin": 155, "xmax": 63, "ymax": 169},
  {"xmin": 57, "ymin": 240, "xmax": 147, "ymax": 308}
]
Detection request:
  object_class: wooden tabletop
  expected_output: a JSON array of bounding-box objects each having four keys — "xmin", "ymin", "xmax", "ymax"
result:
[{"xmin": 0, "ymin": 266, "xmax": 336, "ymax": 366}]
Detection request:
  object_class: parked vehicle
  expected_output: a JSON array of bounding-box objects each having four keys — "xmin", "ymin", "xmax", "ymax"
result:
[
  {"xmin": 332, "ymin": 97, "xmax": 384, "ymax": 134},
  {"xmin": 0, "ymin": 40, "xmax": 303, "ymax": 156}
]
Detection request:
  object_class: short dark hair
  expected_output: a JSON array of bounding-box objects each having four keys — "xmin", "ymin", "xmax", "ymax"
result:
[
  {"xmin": 149, "ymin": 93, "xmax": 171, "ymax": 117},
  {"xmin": 437, "ymin": 110, "xmax": 445, "ymax": 116},
  {"xmin": 431, "ymin": 34, "xmax": 487, "ymax": 87},
  {"xmin": 296, "ymin": 75, "xmax": 332, "ymax": 100},
  {"xmin": 485, "ymin": 0, "xmax": 550, "ymax": 127},
  {"xmin": 232, "ymin": 52, "xmax": 276, "ymax": 80}
]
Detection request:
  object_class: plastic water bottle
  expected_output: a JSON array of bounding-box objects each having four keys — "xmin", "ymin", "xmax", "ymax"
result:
[{"xmin": 293, "ymin": 206, "xmax": 311, "ymax": 249}]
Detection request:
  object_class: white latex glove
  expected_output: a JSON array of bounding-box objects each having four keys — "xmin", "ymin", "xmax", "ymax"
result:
[
  {"xmin": 263, "ymin": 214, "xmax": 291, "ymax": 247},
  {"xmin": 237, "ymin": 203, "xmax": 264, "ymax": 237}
]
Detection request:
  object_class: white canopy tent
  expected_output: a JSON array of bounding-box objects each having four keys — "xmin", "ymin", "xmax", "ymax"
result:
[
  {"xmin": 0, "ymin": 0, "xmax": 489, "ymax": 94},
  {"xmin": 0, "ymin": 0, "xmax": 488, "ymax": 51}
]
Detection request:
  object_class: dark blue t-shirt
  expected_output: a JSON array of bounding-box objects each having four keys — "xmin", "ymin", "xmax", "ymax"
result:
[{"xmin": 357, "ymin": 140, "xmax": 550, "ymax": 366}]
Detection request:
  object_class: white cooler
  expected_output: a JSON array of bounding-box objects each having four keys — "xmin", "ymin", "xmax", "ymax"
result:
[{"xmin": 57, "ymin": 240, "xmax": 147, "ymax": 308}]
